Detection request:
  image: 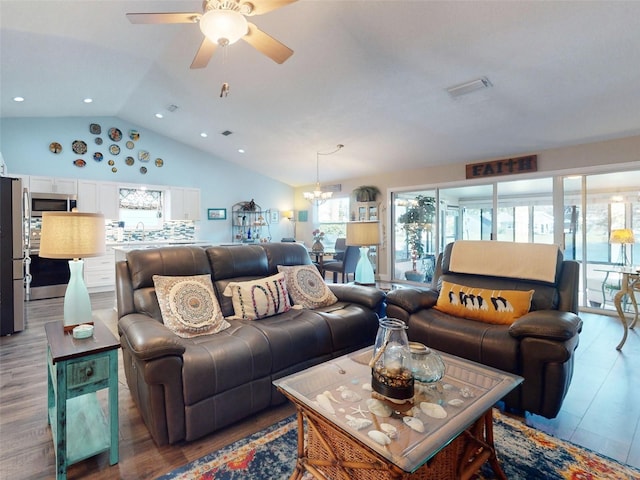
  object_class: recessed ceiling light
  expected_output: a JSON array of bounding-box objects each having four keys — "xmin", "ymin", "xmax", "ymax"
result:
[
  {"xmin": 83, "ymin": 98, "xmax": 93, "ymax": 103},
  {"xmin": 238, "ymin": 149, "xmax": 245, "ymax": 154},
  {"xmin": 155, "ymin": 113, "xmax": 164, "ymax": 119},
  {"xmin": 200, "ymin": 132, "xmax": 208, "ymax": 138},
  {"xmin": 13, "ymin": 96, "xmax": 24, "ymax": 102}
]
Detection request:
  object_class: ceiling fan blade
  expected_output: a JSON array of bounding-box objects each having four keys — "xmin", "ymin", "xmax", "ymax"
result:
[
  {"xmin": 243, "ymin": 23, "xmax": 293, "ymax": 64},
  {"xmin": 245, "ymin": 0, "xmax": 298, "ymax": 16},
  {"xmin": 126, "ymin": 12, "xmax": 200, "ymax": 24},
  {"xmin": 190, "ymin": 37, "xmax": 218, "ymax": 69}
]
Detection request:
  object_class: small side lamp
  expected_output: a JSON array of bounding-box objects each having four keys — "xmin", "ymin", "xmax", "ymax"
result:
[
  {"xmin": 347, "ymin": 221, "xmax": 380, "ymax": 286},
  {"xmin": 39, "ymin": 212, "xmax": 105, "ymax": 331},
  {"xmin": 609, "ymin": 228, "xmax": 635, "ymax": 267},
  {"xmin": 283, "ymin": 210, "xmax": 296, "ymax": 238}
]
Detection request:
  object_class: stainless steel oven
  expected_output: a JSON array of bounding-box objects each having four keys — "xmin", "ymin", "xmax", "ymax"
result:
[{"xmin": 30, "ymin": 192, "xmax": 77, "ymax": 217}]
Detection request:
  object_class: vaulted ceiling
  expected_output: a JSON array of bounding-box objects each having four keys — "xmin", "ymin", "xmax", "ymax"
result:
[{"xmin": 2, "ymin": 1, "xmax": 640, "ymax": 186}]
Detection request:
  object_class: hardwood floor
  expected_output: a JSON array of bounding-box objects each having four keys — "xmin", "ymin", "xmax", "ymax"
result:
[{"xmin": 1, "ymin": 292, "xmax": 638, "ymax": 479}]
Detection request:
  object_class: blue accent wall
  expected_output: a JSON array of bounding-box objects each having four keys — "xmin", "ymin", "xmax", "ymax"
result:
[{"xmin": 0, "ymin": 116, "xmax": 294, "ymax": 243}]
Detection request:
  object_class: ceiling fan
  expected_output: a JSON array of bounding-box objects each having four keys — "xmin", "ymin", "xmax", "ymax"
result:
[{"xmin": 126, "ymin": 0, "xmax": 297, "ymax": 69}]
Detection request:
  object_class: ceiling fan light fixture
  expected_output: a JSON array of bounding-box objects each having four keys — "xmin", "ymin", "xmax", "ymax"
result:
[{"xmin": 199, "ymin": 9, "xmax": 248, "ymax": 46}]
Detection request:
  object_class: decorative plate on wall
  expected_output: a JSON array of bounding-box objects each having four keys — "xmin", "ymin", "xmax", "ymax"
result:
[
  {"xmin": 155, "ymin": 158, "xmax": 163, "ymax": 167},
  {"xmin": 129, "ymin": 130, "xmax": 140, "ymax": 141},
  {"xmin": 138, "ymin": 150, "xmax": 150, "ymax": 162},
  {"xmin": 125, "ymin": 156, "xmax": 134, "ymax": 166},
  {"xmin": 72, "ymin": 140, "xmax": 87, "ymax": 154},
  {"xmin": 108, "ymin": 159, "xmax": 115, "ymax": 166},
  {"xmin": 109, "ymin": 144, "xmax": 120, "ymax": 155},
  {"xmin": 89, "ymin": 123, "xmax": 101, "ymax": 134},
  {"xmin": 112, "ymin": 167, "xmax": 118, "ymax": 173},
  {"xmin": 93, "ymin": 152, "xmax": 103, "ymax": 162},
  {"xmin": 73, "ymin": 159, "xmax": 86, "ymax": 167},
  {"xmin": 126, "ymin": 140, "xmax": 134, "ymax": 149},
  {"xmin": 95, "ymin": 137, "xmax": 103, "ymax": 145},
  {"xmin": 49, "ymin": 142, "xmax": 62, "ymax": 154},
  {"xmin": 108, "ymin": 128, "xmax": 122, "ymax": 142},
  {"xmin": 140, "ymin": 166, "xmax": 147, "ymax": 174}
]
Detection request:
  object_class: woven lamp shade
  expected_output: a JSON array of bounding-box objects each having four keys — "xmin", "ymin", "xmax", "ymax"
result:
[
  {"xmin": 39, "ymin": 212, "xmax": 106, "ymax": 259},
  {"xmin": 346, "ymin": 221, "xmax": 380, "ymax": 246}
]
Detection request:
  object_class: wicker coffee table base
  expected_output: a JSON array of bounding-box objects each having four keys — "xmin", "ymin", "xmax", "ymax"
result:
[{"xmin": 289, "ymin": 407, "xmax": 507, "ymax": 480}]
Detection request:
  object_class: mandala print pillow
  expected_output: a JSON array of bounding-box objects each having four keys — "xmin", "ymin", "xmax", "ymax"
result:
[
  {"xmin": 223, "ymin": 272, "xmax": 293, "ymax": 320},
  {"xmin": 277, "ymin": 264, "xmax": 338, "ymax": 309},
  {"xmin": 153, "ymin": 274, "xmax": 230, "ymax": 338}
]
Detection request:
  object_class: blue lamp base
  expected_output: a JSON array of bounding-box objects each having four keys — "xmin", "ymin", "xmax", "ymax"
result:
[
  {"xmin": 63, "ymin": 259, "xmax": 93, "ymax": 329},
  {"xmin": 355, "ymin": 246, "xmax": 376, "ymax": 286}
]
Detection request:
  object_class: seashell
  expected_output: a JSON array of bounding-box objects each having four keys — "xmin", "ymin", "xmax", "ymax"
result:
[
  {"xmin": 448, "ymin": 398, "xmax": 464, "ymax": 407},
  {"xmin": 316, "ymin": 394, "xmax": 335, "ymax": 414},
  {"xmin": 366, "ymin": 398, "xmax": 392, "ymax": 417},
  {"xmin": 361, "ymin": 383, "xmax": 373, "ymax": 391},
  {"xmin": 345, "ymin": 415, "xmax": 373, "ymax": 430},
  {"xmin": 380, "ymin": 423, "xmax": 398, "ymax": 439},
  {"xmin": 339, "ymin": 389, "xmax": 362, "ymax": 402},
  {"xmin": 368, "ymin": 429, "xmax": 391, "ymax": 445},
  {"xmin": 460, "ymin": 387, "xmax": 475, "ymax": 398},
  {"xmin": 403, "ymin": 416, "xmax": 425, "ymax": 433},
  {"xmin": 442, "ymin": 383, "xmax": 454, "ymax": 390},
  {"xmin": 323, "ymin": 390, "xmax": 341, "ymax": 403},
  {"xmin": 338, "ymin": 408, "xmax": 346, "ymax": 413},
  {"xmin": 420, "ymin": 402, "xmax": 447, "ymax": 419}
]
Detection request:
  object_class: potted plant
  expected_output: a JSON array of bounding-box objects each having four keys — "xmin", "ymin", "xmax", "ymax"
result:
[
  {"xmin": 353, "ymin": 185, "xmax": 381, "ymax": 203},
  {"xmin": 397, "ymin": 195, "xmax": 436, "ymax": 282}
]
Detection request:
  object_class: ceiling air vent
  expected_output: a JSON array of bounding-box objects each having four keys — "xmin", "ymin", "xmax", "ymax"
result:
[
  {"xmin": 221, "ymin": 130, "xmax": 233, "ymax": 136},
  {"xmin": 446, "ymin": 76, "xmax": 492, "ymax": 98}
]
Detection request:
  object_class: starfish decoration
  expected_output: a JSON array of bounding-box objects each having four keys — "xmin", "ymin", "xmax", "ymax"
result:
[{"xmin": 350, "ymin": 404, "xmax": 368, "ymax": 417}]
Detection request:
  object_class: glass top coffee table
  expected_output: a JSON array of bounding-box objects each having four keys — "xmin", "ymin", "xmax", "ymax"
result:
[{"xmin": 274, "ymin": 346, "xmax": 522, "ymax": 480}]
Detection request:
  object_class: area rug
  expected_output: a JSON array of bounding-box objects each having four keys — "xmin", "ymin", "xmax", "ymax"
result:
[{"xmin": 157, "ymin": 410, "xmax": 640, "ymax": 480}]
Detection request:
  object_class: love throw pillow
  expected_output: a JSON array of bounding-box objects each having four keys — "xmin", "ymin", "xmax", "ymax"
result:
[{"xmin": 223, "ymin": 272, "xmax": 293, "ymax": 320}]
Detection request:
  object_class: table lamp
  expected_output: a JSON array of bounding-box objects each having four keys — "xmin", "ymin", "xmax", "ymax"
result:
[
  {"xmin": 610, "ymin": 228, "xmax": 635, "ymax": 267},
  {"xmin": 39, "ymin": 212, "xmax": 105, "ymax": 330},
  {"xmin": 347, "ymin": 221, "xmax": 380, "ymax": 285}
]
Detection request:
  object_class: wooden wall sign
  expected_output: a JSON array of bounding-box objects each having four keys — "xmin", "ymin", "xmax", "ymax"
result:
[{"xmin": 466, "ymin": 155, "xmax": 537, "ymax": 179}]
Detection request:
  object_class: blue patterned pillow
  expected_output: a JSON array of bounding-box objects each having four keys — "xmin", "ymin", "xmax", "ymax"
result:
[
  {"xmin": 277, "ymin": 265, "xmax": 338, "ymax": 309},
  {"xmin": 223, "ymin": 272, "xmax": 293, "ymax": 320}
]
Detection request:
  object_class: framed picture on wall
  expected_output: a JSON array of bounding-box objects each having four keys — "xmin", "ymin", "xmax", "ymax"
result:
[
  {"xmin": 270, "ymin": 209, "xmax": 279, "ymax": 223},
  {"xmin": 208, "ymin": 208, "xmax": 227, "ymax": 220},
  {"xmin": 298, "ymin": 210, "xmax": 308, "ymax": 222}
]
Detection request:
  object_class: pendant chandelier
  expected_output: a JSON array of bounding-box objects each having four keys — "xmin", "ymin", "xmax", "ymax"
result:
[{"xmin": 303, "ymin": 144, "xmax": 344, "ymax": 206}]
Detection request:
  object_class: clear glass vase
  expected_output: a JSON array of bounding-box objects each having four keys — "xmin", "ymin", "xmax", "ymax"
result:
[
  {"xmin": 409, "ymin": 342, "xmax": 445, "ymax": 384},
  {"xmin": 370, "ymin": 318, "xmax": 414, "ymax": 402}
]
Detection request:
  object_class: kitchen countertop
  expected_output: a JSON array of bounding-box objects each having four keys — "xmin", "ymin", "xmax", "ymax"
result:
[{"xmin": 109, "ymin": 240, "xmax": 211, "ymax": 252}]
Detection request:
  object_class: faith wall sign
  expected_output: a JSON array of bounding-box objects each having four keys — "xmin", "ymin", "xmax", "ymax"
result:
[{"xmin": 466, "ymin": 155, "xmax": 537, "ymax": 179}]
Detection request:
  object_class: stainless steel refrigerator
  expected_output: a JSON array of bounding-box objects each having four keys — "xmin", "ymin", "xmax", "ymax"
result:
[{"xmin": 0, "ymin": 176, "xmax": 25, "ymax": 335}]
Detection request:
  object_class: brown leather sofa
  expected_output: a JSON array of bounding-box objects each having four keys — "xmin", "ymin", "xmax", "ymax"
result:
[
  {"xmin": 386, "ymin": 241, "xmax": 582, "ymax": 419},
  {"xmin": 116, "ymin": 242, "xmax": 384, "ymax": 445}
]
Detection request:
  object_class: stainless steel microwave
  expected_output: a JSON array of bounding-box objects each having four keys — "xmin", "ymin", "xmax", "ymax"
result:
[{"xmin": 30, "ymin": 192, "xmax": 77, "ymax": 217}]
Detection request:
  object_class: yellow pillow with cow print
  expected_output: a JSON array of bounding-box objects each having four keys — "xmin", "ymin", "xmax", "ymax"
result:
[{"xmin": 434, "ymin": 281, "xmax": 534, "ymax": 325}]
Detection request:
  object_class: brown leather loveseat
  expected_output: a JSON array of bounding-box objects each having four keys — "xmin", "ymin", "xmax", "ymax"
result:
[
  {"xmin": 386, "ymin": 240, "xmax": 582, "ymax": 419},
  {"xmin": 116, "ymin": 243, "xmax": 384, "ymax": 445}
]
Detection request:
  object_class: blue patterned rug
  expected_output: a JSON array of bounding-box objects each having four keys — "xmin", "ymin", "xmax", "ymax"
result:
[{"xmin": 157, "ymin": 410, "xmax": 640, "ymax": 479}]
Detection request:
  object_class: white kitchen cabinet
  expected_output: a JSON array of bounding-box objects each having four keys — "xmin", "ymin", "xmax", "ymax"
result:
[
  {"xmin": 169, "ymin": 187, "xmax": 200, "ymax": 221},
  {"xmin": 77, "ymin": 180, "xmax": 119, "ymax": 219},
  {"xmin": 84, "ymin": 247, "xmax": 115, "ymax": 292},
  {"xmin": 29, "ymin": 176, "xmax": 77, "ymax": 195}
]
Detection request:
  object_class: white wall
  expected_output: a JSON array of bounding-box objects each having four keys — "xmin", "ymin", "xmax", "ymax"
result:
[{"xmin": 0, "ymin": 116, "xmax": 294, "ymax": 243}]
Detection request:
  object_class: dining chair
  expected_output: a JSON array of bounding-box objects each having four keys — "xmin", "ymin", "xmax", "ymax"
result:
[{"xmin": 323, "ymin": 246, "xmax": 360, "ymax": 283}]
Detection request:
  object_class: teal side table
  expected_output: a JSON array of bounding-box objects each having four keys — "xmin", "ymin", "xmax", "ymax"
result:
[{"xmin": 45, "ymin": 320, "xmax": 120, "ymax": 480}]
